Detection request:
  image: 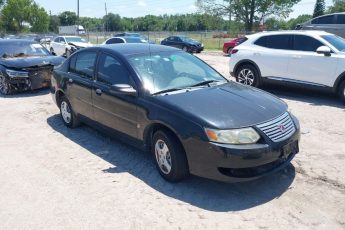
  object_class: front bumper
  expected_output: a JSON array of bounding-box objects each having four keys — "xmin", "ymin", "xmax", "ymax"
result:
[
  {"xmin": 183, "ymin": 122, "xmax": 300, "ymax": 182},
  {"xmin": 7, "ymin": 70, "xmax": 51, "ymax": 91}
]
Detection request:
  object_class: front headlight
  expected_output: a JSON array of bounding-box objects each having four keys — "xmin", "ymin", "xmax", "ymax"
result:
[
  {"xmin": 6, "ymin": 69, "xmax": 29, "ymax": 78},
  {"xmin": 205, "ymin": 127, "xmax": 260, "ymax": 144}
]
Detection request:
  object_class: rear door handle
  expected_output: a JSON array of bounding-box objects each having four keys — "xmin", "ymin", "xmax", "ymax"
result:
[{"xmin": 95, "ymin": 89, "xmax": 102, "ymax": 95}]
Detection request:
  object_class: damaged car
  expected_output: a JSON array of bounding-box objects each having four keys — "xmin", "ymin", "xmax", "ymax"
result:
[
  {"xmin": 50, "ymin": 36, "xmax": 93, "ymax": 57},
  {"xmin": 0, "ymin": 39, "xmax": 65, "ymax": 95}
]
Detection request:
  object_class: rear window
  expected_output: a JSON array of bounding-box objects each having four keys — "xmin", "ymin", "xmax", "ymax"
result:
[
  {"xmin": 254, "ymin": 35, "xmax": 291, "ymax": 50},
  {"xmin": 0, "ymin": 42, "xmax": 50, "ymax": 57},
  {"xmin": 312, "ymin": 15, "xmax": 335, "ymax": 24}
]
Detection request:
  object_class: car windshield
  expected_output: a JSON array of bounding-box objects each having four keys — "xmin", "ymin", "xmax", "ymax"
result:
[
  {"xmin": 321, "ymin": 35, "xmax": 345, "ymax": 52},
  {"xmin": 180, "ymin": 36, "xmax": 194, "ymax": 43},
  {"xmin": 128, "ymin": 51, "xmax": 227, "ymax": 94},
  {"xmin": 0, "ymin": 42, "xmax": 50, "ymax": 58},
  {"xmin": 65, "ymin": 37, "xmax": 87, "ymax": 43}
]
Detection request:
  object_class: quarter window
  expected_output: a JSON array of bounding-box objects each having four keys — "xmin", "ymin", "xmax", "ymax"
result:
[
  {"xmin": 70, "ymin": 51, "xmax": 97, "ymax": 79},
  {"xmin": 255, "ymin": 35, "xmax": 292, "ymax": 50},
  {"xmin": 97, "ymin": 54, "xmax": 130, "ymax": 85},
  {"xmin": 293, "ymin": 35, "xmax": 324, "ymax": 52}
]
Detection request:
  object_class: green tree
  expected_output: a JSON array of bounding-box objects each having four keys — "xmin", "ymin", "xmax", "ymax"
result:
[
  {"xmin": 327, "ymin": 0, "xmax": 345, "ymax": 13},
  {"xmin": 49, "ymin": 15, "xmax": 60, "ymax": 33},
  {"xmin": 287, "ymin": 14, "xmax": 312, "ymax": 29},
  {"xmin": 313, "ymin": 0, "xmax": 325, "ymax": 17},
  {"xmin": 30, "ymin": 3, "xmax": 49, "ymax": 32},
  {"xmin": 2, "ymin": 0, "xmax": 34, "ymax": 32},
  {"xmin": 59, "ymin": 11, "xmax": 77, "ymax": 26},
  {"xmin": 196, "ymin": 0, "xmax": 301, "ymax": 32},
  {"xmin": 103, "ymin": 13, "xmax": 122, "ymax": 31}
]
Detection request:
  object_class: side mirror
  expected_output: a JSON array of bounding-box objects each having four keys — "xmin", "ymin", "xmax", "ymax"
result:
[
  {"xmin": 110, "ymin": 84, "xmax": 137, "ymax": 96},
  {"xmin": 316, "ymin": 46, "xmax": 331, "ymax": 56}
]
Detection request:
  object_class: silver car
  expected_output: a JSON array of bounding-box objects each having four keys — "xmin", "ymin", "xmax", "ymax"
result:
[{"xmin": 297, "ymin": 13, "xmax": 345, "ymax": 38}]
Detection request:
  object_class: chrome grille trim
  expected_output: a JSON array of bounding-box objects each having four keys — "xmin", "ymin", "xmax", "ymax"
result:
[{"xmin": 256, "ymin": 112, "xmax": 296, "ymax": 143}]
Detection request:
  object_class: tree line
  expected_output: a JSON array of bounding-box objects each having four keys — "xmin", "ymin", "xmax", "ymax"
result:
[{"xmin": 0, "ymin": 0, "xmax": 344, "ymax": 34}]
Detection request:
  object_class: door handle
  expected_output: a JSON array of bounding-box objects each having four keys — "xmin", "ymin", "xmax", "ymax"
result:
[
  {"xmin": 292, "ymin": 55, "xmax": 302, "ymax": 59},
  {"xmin": 95, "ymin": 89, "xmax": 102, "ymax": 95}
]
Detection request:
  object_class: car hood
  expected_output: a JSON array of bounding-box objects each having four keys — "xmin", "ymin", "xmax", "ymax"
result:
[
  {"xmin": 0, "ymin": 56, "xmax": 65, "ymax": 69},
  {"xmin": 153, "ymin": 82, "xmax": 287, "ymax": 129},
  {"xmin": 68, "ymin": 42, "xmax": 93, "ymax": 48}
]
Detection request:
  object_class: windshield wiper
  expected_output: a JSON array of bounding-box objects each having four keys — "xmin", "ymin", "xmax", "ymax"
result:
[
  {"xmin": 190, "ymin": 80, "xmax": 222, "ymax": 87},
  {"xmin": 152, "ymin": 87, "xmax": 186, "ymax": 95}
]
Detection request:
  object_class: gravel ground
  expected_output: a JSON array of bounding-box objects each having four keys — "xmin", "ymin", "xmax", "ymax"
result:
[{"xmin": 0, "ymin": 51, "xmax": 344, "ymax": 230}]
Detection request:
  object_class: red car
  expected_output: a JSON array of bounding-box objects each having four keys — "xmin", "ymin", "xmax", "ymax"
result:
[{"xmin": 223, "ymin": 37, "xmax": 247, "ymax": 54}]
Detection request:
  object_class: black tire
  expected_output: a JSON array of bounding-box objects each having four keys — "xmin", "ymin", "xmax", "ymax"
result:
[
  {"xmin": 338, "ymin": 80, "xmax": 345, "ymax": 102},
  {"xmin": 152, "ymin": 130, "xmax": 189, "ymax": 182},
  {"xmin": 0, "ymin": 75, "xmax": 14, "ymax": 95},
  {"xmin": 236, "ymin": 64, "xmax": 261, "ymax": 88},
  {"xmin": 59, "ymin": 96, "xmax": 80, "ymax": 128}
]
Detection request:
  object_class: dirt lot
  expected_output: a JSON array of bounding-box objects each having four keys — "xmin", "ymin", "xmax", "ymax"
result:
[{"xmin": 0, "ymin": 52, "xmax": 344, "ymax": 230}]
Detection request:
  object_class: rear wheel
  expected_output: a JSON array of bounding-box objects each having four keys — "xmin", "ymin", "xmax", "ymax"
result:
[
  {"xmin": 152, "ymin": 130, "xmax": 189, "ymax": 182},
  {"xmin": 50, "ymin": 47, "xmax": 54, "ymax": 54},
  {"xmin": 59, "ymin": 96, "xmax": 80, "ymax": 128},
  {"xmin": 0, "ymin": 75, "xmax": 13, "ymax": 95},
  {"xmin": 338, "ymin": 81, "xmax": 345, "ymax": 102},
  {"xmin": 236, "ymin": 64, "xmax": 261, "ymax": 87}
]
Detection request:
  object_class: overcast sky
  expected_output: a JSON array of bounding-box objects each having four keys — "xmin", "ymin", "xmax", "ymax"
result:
[{"xmin": 34, "ymin": 0, "xmax": 334, "ymax": 19}]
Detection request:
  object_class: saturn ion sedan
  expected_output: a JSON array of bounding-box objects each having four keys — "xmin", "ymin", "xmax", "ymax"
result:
[{"xmin": 51, "ymin": 44, "xmax": 300, "ymax": 183}]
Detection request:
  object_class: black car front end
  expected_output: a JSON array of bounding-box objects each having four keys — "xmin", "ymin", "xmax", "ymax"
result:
[
  {"xmin": 188, "ymin": 42, "xmax": 204, "ymax": 53},
  {"xmin": 183, "ymin": 112, "xmax": 300, "ymax": 182}
]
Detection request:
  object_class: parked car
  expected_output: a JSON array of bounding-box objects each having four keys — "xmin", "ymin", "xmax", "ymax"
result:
[
  {"xmin": 229, "ymin": 30, "xmax": 345, "ymax": 102},
  {"xmin": 113, "ymin": 32, "xmax": 155, "ymax": 44},
  {"xmin": 50, "ymin": 36, "xmax": 92, "ymax": 57},
  {"xmin": 102, "ymin": 36, "xmax": 149, "ymax": 45},
  {"xmin": 161, "ymin": 36, "xmax": 204, "ymax": 53},
  {"xmin": 223, "ymin": 37, "xmax": 248, "ymax": 54},
  {"xmin": 0, "ymin": 39, "xmax": 65, "ymax": 95},
  {"xmin": 296, "ymin": 12, "xmax": 345, "ymax": 38},
  {"xmin": 51, "ymin": 44, "xmax": 300, "ymax": 183}
]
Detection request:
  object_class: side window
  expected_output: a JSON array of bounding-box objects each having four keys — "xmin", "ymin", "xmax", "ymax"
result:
[
  {"xmin": 255, "ymin": 35, "xmax": 291, "ymax": 50},
  {"xmin": 106, "ymin": 38, "xmax": 123, "ymax": 44},
  {"xmin": 254, "ymin": 36, "xmax": 267, "ymax": 47},
  {"xmin": 293, "ymin": 35, "xmax": 324, "ymax": 52},
  {"xmin": 336, "ymin": 14, "xmax": 345, "ymax": 24},
  {"xmin": 168, "ymin": 37, "xmax": 174, "ymax": 41},
  {"xmin": 54, "ymin": 37, "xmax": 60, "ymax": 42},
  {"xmin": 315, "ymin": 15, "xmax": 335, "ymax": 24},
  {"xmin": 97, "ymin": 54, "xmax": 130, "ymax": 85},
  {"xmin": 70, "ymin": 52, "xmax": 97, "ymax": 79}
]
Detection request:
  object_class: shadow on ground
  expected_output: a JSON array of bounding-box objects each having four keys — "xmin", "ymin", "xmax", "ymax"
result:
[
  {"xmin": 47, "ymin": 114, "xmax": 295, "ymax": 212},
  {"xmin": 263, "ymin": 84, "xmax": 345, "ymax": 109},
  {"xmin": 0, "ymin": 88, "xmax": 50, "ymax": 98}
]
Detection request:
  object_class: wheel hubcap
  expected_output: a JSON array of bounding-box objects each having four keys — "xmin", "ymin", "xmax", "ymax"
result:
[
  {"xmin": 61, "ymin": 101, "xmax": 72, "ymax": 124},
  {"xmin": 155, "ymin": 139, "xmax": 172, "ymax": 174},
  {"xmin": 238, "ymin": 69, "xmax": 255, "ymax": 86}
]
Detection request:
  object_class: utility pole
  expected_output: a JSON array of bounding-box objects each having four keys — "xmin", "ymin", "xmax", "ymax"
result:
[
  {"xmin": 105, "ymin": 2, "xmax": 108, "ymax": 32},
  {"xmin": 77, "ymin": 0, "xmax": 80, "ymax": 24}
]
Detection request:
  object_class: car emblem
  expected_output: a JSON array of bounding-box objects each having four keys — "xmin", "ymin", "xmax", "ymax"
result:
[{"xmin": 277, "ymin": 124, "xmax": 286, "ymax": 133}]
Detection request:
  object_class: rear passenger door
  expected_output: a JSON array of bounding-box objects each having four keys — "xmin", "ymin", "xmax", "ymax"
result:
[
  {"xmin": 66, "ymin": 51, "xmax": 97, "ymax": 119},
  {"xmin": 92, "ymin": 53, "xmax": 138, "ymax": 138},
  {"xmin": 253, "ymin": 34, "xmax": 293, "ymax": 79},
  {"xmin": 287, "ymin": 35, "xmax": 338, "ymax": 86}
]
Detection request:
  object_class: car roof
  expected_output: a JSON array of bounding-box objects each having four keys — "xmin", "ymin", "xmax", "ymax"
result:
[
  {"xmin": 96, "ymin": 43, "xmax": 179, "ymax": 56},
  {"xmin": 0, "ymin": 39, "xmax": 37, "ymax": 44},
  {"xmin": 247, "ymin": 30, "xmax": 333, "ymax": 39}
]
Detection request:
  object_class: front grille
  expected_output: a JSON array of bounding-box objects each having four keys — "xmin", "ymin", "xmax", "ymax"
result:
[{"xmin": 256, "ymin": 112, "xmax": 296, "ymax": 142}]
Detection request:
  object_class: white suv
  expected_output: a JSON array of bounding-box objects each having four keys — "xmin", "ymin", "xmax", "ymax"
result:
[
  {"xmin": 229, "ymin": 31, "xmax": 345, "ymax": 101},
  {"xmin": 50, "ymin": 36, "xmax": 92, "ymax": 57}
]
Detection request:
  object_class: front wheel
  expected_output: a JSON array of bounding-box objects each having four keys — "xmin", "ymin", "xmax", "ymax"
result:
[
  {"xmin": 65, "ymin": 49, "xmax": 71, "ymax": 58},
  {"xmin": 236, "ymin": 64, "xmax": 261, "ymax": 87},
  {"xmin": 152, "ymin": 130, "xmax": 189, "ymax": 182},
  {"xmin": 338, "ymin": 81, "xmax": 345, "ymax": 102},
  {"xmin": 0, "ymin": 75, "xmax": 13, "ymax": 95},
  {"xmin": 59, "ymin": 96, "xmax": 80, "ymax": 128}
]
